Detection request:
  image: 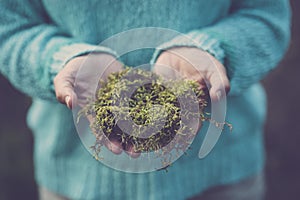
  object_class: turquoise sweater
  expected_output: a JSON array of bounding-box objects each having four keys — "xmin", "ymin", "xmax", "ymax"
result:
[{"xmin": 0, "ymin": 0, "xmax": 290, "ymax": 199}]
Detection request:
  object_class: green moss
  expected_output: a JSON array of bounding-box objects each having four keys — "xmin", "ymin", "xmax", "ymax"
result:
[{"xmin": 78, "ymin": 68, "xmax": 229, "ymax": 160}]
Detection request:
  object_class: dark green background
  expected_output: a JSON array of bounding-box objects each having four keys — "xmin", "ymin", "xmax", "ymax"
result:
[{"xmin": 0, "ymin": 1, "xmax": 299, "ymax": 199}]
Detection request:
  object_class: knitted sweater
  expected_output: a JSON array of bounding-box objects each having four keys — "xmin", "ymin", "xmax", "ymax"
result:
[{"xmin": 0, "ymin": 0, "xmax": 290, "ymax": 199}]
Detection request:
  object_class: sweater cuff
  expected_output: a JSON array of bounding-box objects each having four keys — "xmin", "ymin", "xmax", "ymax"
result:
[{"xmin": 150, "ymin": 31, "xmax": 225, "ymax": 66}]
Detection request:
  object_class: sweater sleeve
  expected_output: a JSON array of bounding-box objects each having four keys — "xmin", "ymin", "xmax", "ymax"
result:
[
  {"xmin": 0, "ymin": 0, "xmax": 117, "ymax": 100},
  {"xmin": 151, "ymin": 0, "xmax": 291, "ymax": 95}
]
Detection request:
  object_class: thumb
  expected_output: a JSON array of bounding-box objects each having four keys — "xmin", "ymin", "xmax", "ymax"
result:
[
  {"xmin": 63, "ymin": 89, "xmax": 77, "ymax": 109},
  {"xmin": 208, "ymin": 72, "xmax": 230, "ymax": 102},
  {"xmin": 54, "ymin": 77, "xmax": 78, "ymax": 109}
]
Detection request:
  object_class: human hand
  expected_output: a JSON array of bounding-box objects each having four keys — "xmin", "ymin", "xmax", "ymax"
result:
[
  {"xmin": 54, "ymin": 53, "xmax": 123, "ymax": 109},
  {"xmin": 54, "ymin": 53, "xmax": 139, "ymax": 157},
  {"xmin": 154, "ymin": 47, "xmax": 230, "ymax": 101}
]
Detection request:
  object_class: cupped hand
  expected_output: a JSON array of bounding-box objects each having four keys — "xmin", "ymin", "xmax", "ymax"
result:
[
  {"xmin": 154, "ymin": 47, "xmax": 230, "ymax": 101},
  {"xmin": 54, "ymin": 53, "xmax": 140, "ymax": 158},
  {"xmin": 54, "ymin": 53, "xmax": 123, "ymax": 109}
]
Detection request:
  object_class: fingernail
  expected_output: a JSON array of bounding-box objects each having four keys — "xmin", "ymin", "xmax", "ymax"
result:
[
  {"xmin": 65, "ymin": 96, "xmax": 71, "ymax": 109},
  {"xmin": 216, "ymin": 90, "xmax": 222, "ymax": 101}
]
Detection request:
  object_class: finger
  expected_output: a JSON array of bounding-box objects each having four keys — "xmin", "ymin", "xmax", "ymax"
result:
[
  {"xmin": 124, "ymin": 144, "xmax": 141, "ymax": 158},
  {"xmin": 104, "ymin": 139, "xmax": 123, "ymax": 155},
  {"xmin": 208, "ymin": 70, "xmax": 230, "ymax": 102},
  {"xmin": 86, "ymin": 115, "xmax": 123, "ymax": 155},
  {"xmin": 64, "ymin": 90, "xmax": 78, "ymax": 109},
  {"xmin": 56, "ymin": 84, "xmax": 78, "ymax": 109},
  {"xmin": 54, "ymin": 76, "xmax": 78, "ymax": 109}
]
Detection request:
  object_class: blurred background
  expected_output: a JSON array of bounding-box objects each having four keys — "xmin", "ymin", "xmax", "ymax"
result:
[{"xmin": 0, "ymin": 1, "xmax": 299, "ymax": 199}]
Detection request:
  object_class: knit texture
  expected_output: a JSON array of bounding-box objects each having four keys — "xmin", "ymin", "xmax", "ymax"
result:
[{"xmin": 0, "ymin": 0, "xmax": 290, "ymax": 199}]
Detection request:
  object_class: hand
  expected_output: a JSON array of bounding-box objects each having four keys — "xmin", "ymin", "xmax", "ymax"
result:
[
  {"xmin": 54, "ymin": 53, "xmax": 140, "ymax": 157},
  {"xmin": 54, "ymin": 53, "xmax": 123, "ymax": 109},
  {"xmin": 154, "ymin": 47, "xmax": 230, "ymax": 101}
]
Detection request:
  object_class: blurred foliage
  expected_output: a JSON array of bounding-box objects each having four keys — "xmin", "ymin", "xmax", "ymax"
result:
[{"xmin": 0, "ymin": 0, "xmax": 299, "ymax": 199}]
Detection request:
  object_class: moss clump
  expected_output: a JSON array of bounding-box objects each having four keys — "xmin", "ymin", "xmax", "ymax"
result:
[{"xmin": 78, "ymin": 68, "xmax": 210, "ymax": 159}]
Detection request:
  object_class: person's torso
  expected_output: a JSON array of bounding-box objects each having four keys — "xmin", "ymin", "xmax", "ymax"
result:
[
  {"xmin": 43, "ymin": 0, "xmax": 231, "ymax": 43},
  {"xmin": 42, "ymin": 0, "xmax": 231, "ymax": 65}
]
